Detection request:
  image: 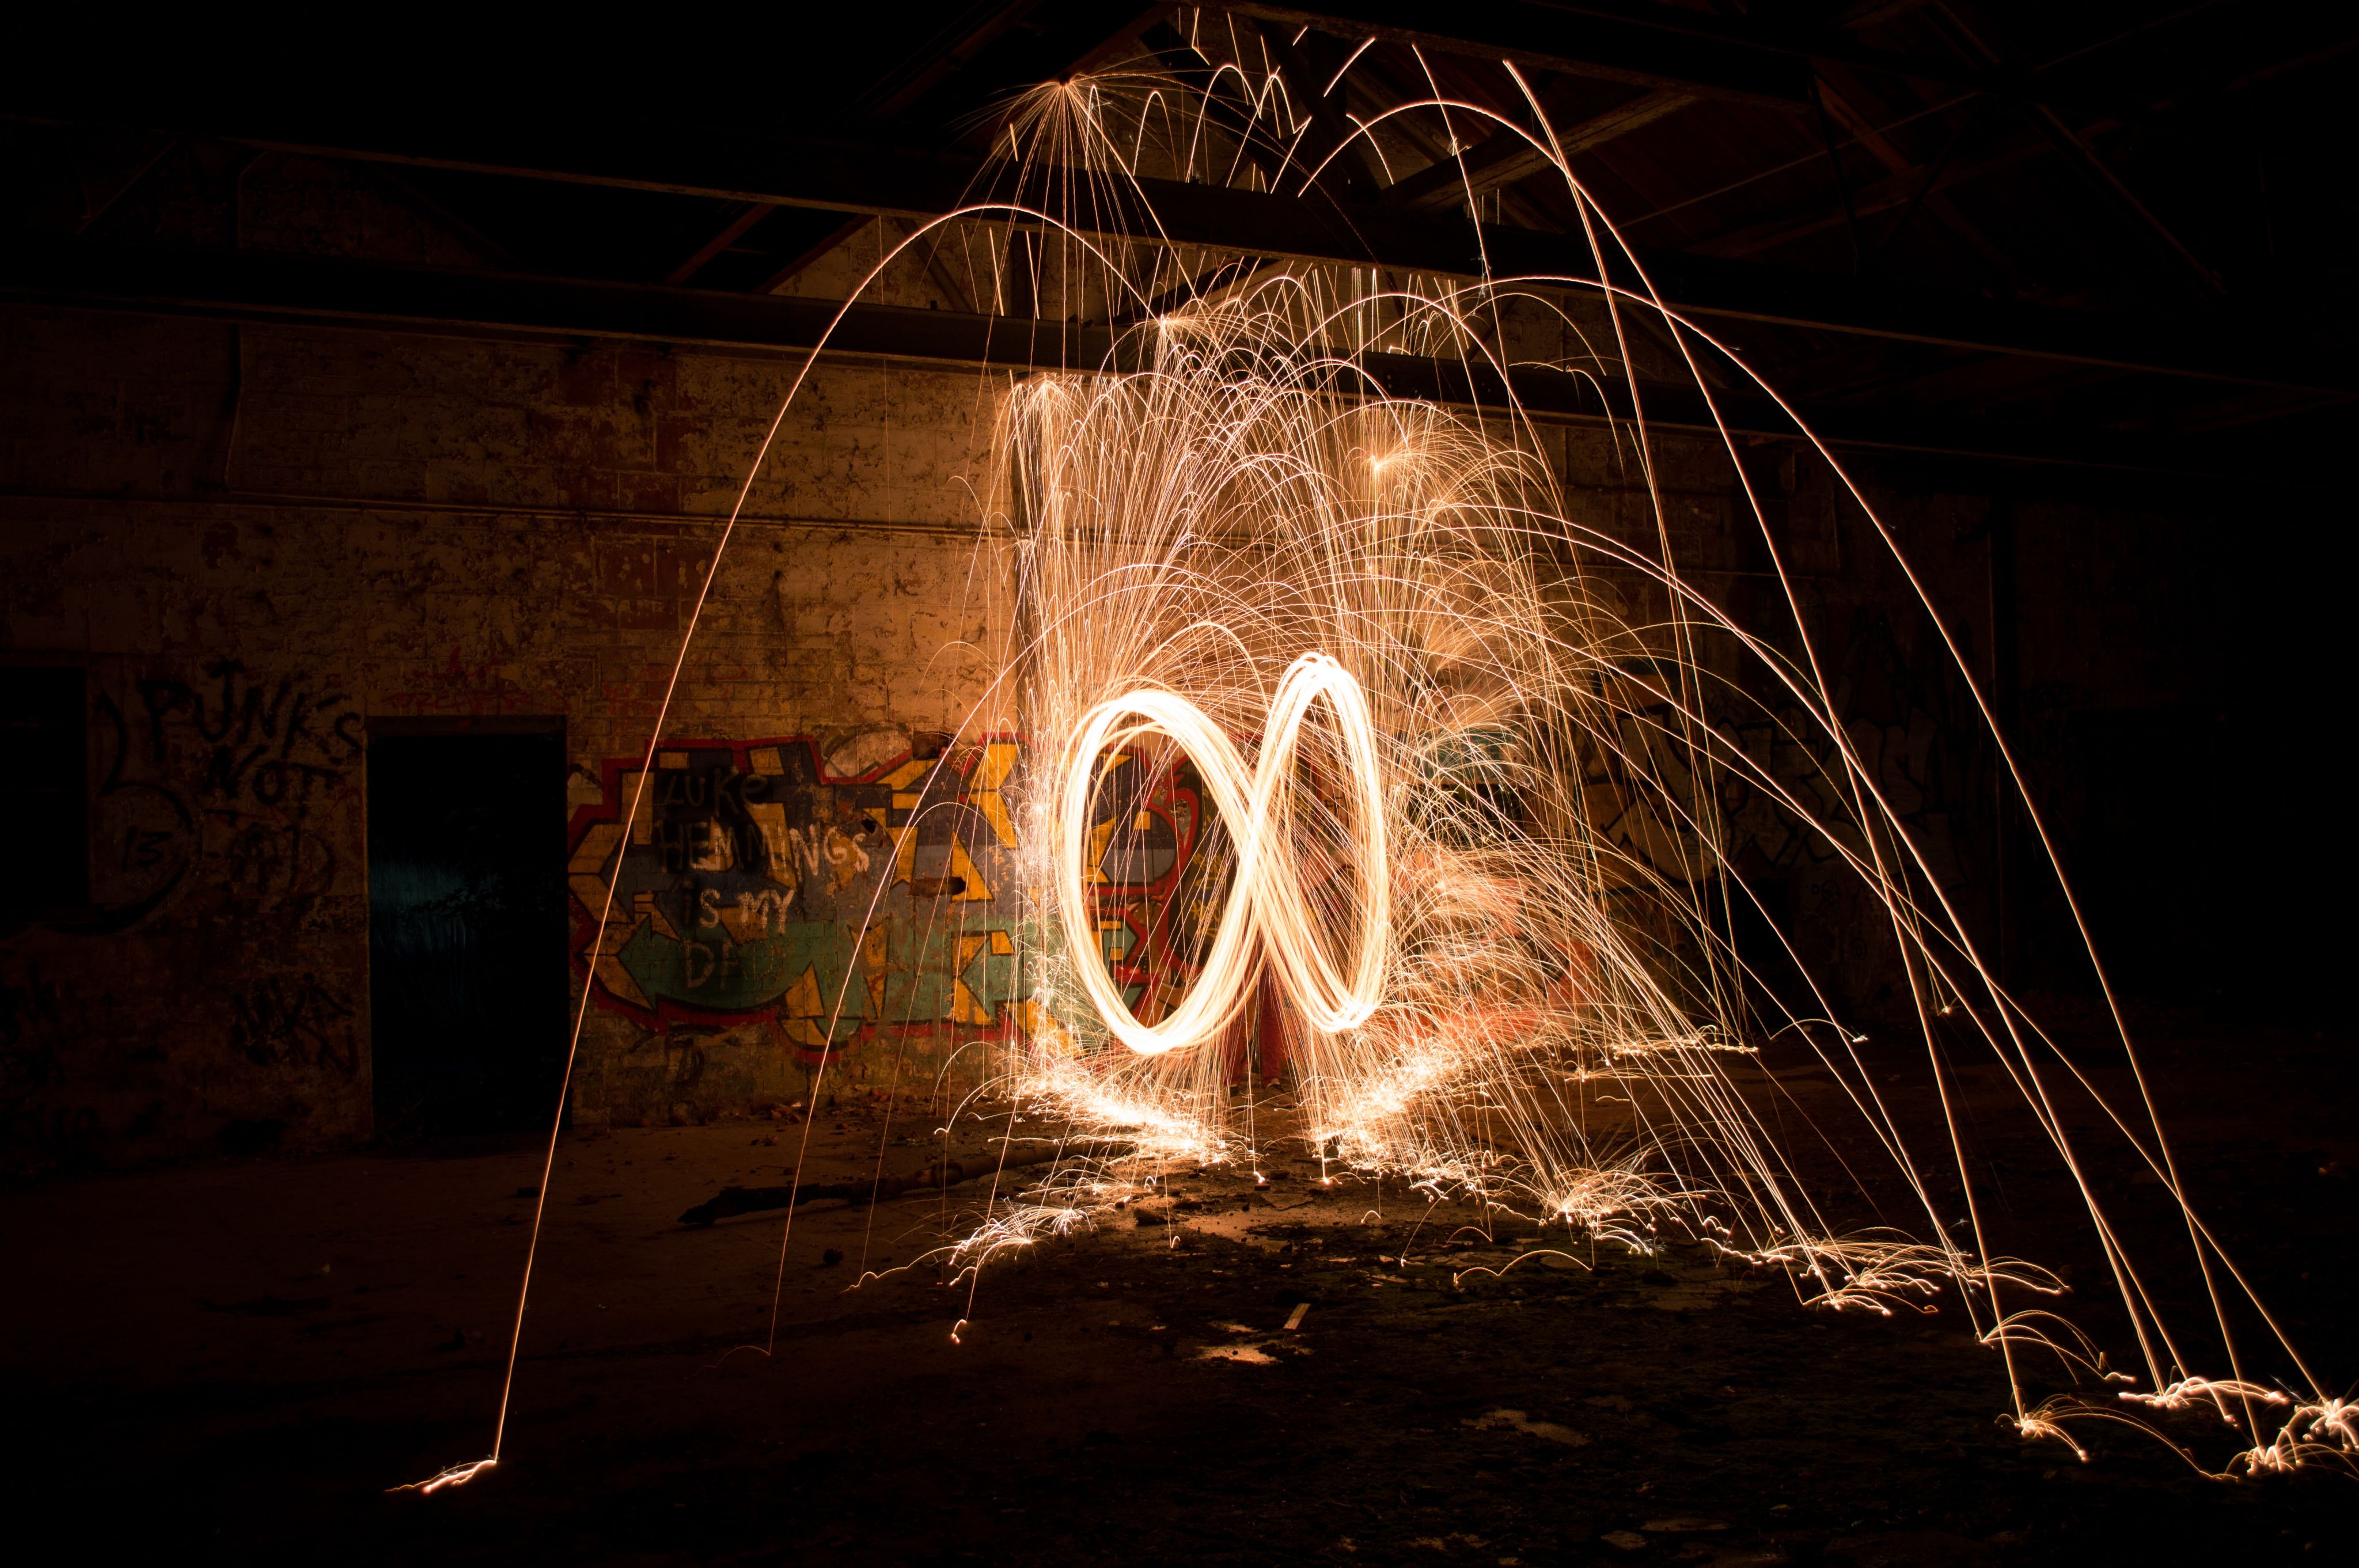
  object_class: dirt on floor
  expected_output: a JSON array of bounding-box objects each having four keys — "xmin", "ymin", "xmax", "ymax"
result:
[{"xmin": 4, "ymin": 1015, "xmax": 2352, "ymax": 1565}]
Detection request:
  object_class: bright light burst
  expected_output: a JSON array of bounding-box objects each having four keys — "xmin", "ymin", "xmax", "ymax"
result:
[
  {"xmin": 939, "ymin": 63, "xmax": 2350, "ymax": 1483},
  {"xmin": 417, "ymin": 54, "xmax": 2347, "ymax": 1491}
]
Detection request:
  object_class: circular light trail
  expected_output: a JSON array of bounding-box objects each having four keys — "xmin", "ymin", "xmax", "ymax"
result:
[{"xmin": 1055, "ymin": 652, "xmax": 1389, "ymax": 1054}]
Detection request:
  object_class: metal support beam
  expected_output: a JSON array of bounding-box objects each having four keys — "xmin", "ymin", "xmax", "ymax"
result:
[
  {"xmin": 667, "ymin": 203, "xmax": 776, "ymax": 286},
  {"xmin": 0, "ymin": 236, "xmax": 2260, "ymax": 477},
  {"xmin": 1380, "ymin": 83, "xmax": 1691, "ymax": 210},
  {"xmin": 2, "ymin": 109, "xmax": 2340, "ymax": 394},
  {"xmin": 1921, "ymin": 4, "xmax": 2225, "ymax": 296},
  {"xmin": 1204, "ymin": 0, "xmax": 1816, "ymax": 109},
  {"xmin": 1256, "ymin": 24, "xmax": 1387, "ymax": 200},
  {"xmin": 1207, "ymin": 1, "xmax": 2036, "ymax": 112}
]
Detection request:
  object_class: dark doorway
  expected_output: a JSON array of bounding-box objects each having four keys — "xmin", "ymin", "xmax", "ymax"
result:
[
  {"xmin": 0, "ymin": 665, "xmax": 88, "ymax": 935},
  {"xmin": 368, "ymin": 727, "xmax": 567, "ymax": 1138}
]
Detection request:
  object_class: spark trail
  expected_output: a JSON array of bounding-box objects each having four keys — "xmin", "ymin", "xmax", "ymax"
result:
[{"xmin": 412, "ymin": 56, "xmax": 2349, "ymax": 1490}]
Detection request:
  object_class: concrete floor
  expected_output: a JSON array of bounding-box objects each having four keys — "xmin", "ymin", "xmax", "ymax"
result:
[{"xmin": 6, "ymin": 1015, "xmax": 2352, "ymax": 1565}]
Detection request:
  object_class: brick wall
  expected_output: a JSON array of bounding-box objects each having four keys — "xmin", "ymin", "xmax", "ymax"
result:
[
  {"xmin": 1, "ymin": 151, "xmax": 2243, "ymax": 1170},
  {"xmin": 0, "ymin": 298, "xmax": 1017, "ymax": 1170}
]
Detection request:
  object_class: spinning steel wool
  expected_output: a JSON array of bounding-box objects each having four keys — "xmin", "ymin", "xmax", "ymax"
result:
[
  {"xmin": 408, "ymin": 54, "xmax": 2349, "ymax": 1494},
  {"xmin": 1051, "ymin": 652, "xmax": 1389, "ymax": 1053}
]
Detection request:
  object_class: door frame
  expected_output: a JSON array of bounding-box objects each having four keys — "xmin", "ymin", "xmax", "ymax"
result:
[{"xmin": 363, "ymin": 713, "xmax": 568, "ymax": 1137}]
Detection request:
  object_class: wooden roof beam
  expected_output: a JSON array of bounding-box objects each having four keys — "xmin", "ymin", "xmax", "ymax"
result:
[
  {"xmin": 3, "ymin": 108, "xmax": 2340, "ymax": 394},
  {"xmin": 0, "ymin": 233, "xmax": 2265, "ymax": 477}
]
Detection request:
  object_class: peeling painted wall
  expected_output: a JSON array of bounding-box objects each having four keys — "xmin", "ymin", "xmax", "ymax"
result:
[
  {"xmin": 559, "ymin": 733, "xmax": 1264, "ymax": 1129},
  {"xmin": 1, "ymin": 151, "xmax": 2252, "ymax": 1169},
  {"xmin": 0, "ymin": 291, "xmax": 1016, "ymax": 1168}
]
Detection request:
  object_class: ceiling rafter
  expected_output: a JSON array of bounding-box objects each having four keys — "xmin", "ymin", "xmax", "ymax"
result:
[
  {"xmin": 1810, "ymin": 66, "xmax": 2025, "ymax": 287},
  {"xmin": 1683, "ymin": 131, "xmax": 2037, "ymax": 261},
  {"xmin": 1379, "ymin": 79, "xmax": 1690, "ymax": 211},
  {"xmin": 0, "ymin": 232, "xmax": 2259, "ymax": 478},
  {"xmin": 854, "ymin": 0, "xmax": 1048, "ymax": 123},
  {"xmin": 6, "ymin": 107, "xmax": 2331, "ymax": 394},
  {"xmin": 667, "ymin": 203, "xmax": 778, "ymax": 286},
  {"xmin": 1918, "ymin": 6, "xmax": 2225, "ymax": 295},
  {"xmin": 1253, "ymin": 21, "xmax": 1389, "ymax": 200},
  {"xmin": 1208, "ymin": 0, "xmax": 1811, "ymax": 109},
  {"xmin": 1203, "ymin": 0, "xmax": 2123, "ymax": 117},
  {"xmin": 668, "ymin": 5, "xmax": 1173, "ymax": 296}
]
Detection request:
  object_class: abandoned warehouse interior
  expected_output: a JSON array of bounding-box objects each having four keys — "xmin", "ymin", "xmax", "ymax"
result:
[{"xmin": 2, "ymin": 6, "xmax": 2354, "ymax": 1564}]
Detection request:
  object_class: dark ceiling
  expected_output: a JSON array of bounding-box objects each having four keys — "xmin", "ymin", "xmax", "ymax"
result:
[{"xmin": 4, "ymin": 2, "xmax": 2352, "ymax": 495}]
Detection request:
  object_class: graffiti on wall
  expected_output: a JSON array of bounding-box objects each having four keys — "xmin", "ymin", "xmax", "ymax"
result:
[
  {"xmin": 567, "ymin": 736, "xmax": 1036, "ymax": 1053},
  {"xmin": 77, "ymin": 659, "xmax": 365, "ymax": 931},
  {"xmin": 227, "ymin": 972, "xmax": 359, "ymax": 1079},
  {"xmin": 565, "ymin": 736, "xmax": 1241, "ymax": 1060},
  {"xmin": 1078, "ymin": 750, "xmax": 1235, "ymax": 1028},
  {"xmin": 570, "ymin": 679, "xmax": 1978, "ymax": 1054},
  {"xmin": 2, "ymin": 657, "xmax": 367, "ymax": 1168}
]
